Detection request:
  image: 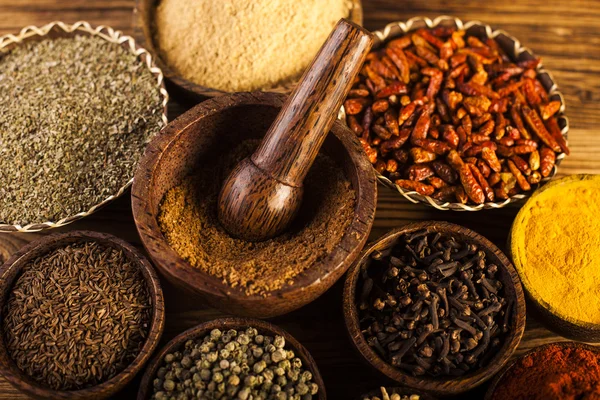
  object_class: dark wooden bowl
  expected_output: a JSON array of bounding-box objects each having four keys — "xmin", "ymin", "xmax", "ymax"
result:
[
  {"xmin": 509, "ymin": 174, "xmax": 600, "ymax": 342},
  {"xmin": 484, "ymin": 341, "xmax": 600, "ymax": 400},
  {"xmin": 343, "ymin": 221, "xmax": 526, "ymax": 395},
  {"xmin": 132, "ymin": 0, "xmax": 363, "ymax": 102},
  {"xmin": 357, "ymin": 387, "xmax": 437, "ymax": 400},
  {"xmin": 137, "ymin": 317, "xmax": 326, "ymax": 400},
  {"xmin": 0, "ymin": 231, "xmax": 165, "ymax": 400},
  {"xmin": 131, "ymin": 91, "xmax": 377, "ymax": 318}
]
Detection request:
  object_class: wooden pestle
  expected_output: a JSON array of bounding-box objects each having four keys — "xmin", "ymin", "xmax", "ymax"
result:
[{"xmin": 218, "ymin": 19, "xmax": 373, "ymax": 241}]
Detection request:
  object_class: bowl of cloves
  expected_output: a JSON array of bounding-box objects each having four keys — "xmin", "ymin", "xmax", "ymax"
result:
[{"xmin": 343, "ymin": 221, "xmax": 526, "ymax": 395}]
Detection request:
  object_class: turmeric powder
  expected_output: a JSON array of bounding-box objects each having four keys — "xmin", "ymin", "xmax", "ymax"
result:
[{"xmin": 511, "ymin": 175, "xmax": 600, "ymax": 324}]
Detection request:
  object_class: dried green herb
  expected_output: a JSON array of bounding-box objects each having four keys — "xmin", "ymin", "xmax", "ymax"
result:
[
  {"xmin": 151, "ymin": 328, "xmax": 318, "ymax": 400},
  {"xmin": 2, "ymin": 241, "xmax": 152, "ymax": 390},
  {"xmin": 0, "ymin": 35, "xmax": 164, "ymax": 225}
]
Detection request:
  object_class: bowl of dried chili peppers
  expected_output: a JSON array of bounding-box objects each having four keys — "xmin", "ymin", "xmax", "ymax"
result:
[{"xmin": 340, "ymin": 16, "xmax": 569, "ymax": 210}]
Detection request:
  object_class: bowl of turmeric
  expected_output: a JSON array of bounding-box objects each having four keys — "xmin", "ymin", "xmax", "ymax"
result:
[{"xmin": 509, "ymin": 174, "xmax": 600, "ymax": 342}]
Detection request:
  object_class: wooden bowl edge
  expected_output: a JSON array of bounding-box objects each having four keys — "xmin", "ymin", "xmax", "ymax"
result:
[
  {"xmin": 0, "ymin": 231, "xmax": 165, "ymax": 400},
  {"xmin": 342, "ymin": 221, "xmax": 526, "ymax": 395}
]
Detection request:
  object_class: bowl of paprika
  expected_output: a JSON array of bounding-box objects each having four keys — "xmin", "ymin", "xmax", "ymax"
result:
[{"xmin": 485, "ymin": 341, "xmax": 600, "ymax": 400}]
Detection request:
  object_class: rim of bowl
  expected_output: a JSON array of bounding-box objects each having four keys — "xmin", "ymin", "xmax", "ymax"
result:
[
  {"xmin": 509, "ymin": 174, "xmax": 600, "ymax": 331},
  {"xmin": 131, "ymin": 91, "xmax": 377, "ymax": 302},
  {"xmin": 0, "ymin": 231, "xmax": 165, "ymax": 400},
  {"xmin": 338, "ymin": 15, "xmax": 569, "ymax": 211},
  {"xmin": 358, "ymin": 386, "xmax": 438, "ymax": 400},
  {"xmin": 137, "ymin": 317, "xmax": 326, "ymax": 400},
  {"xmin": 0, "ymin": 21, "xmax": 169, "ymax": 233},
  {"xmin": 483, "ymin": 341, "xmax": 600, "ymax": 400},
  {"xmin": 343, "ymin": 221, "xmax": 526, "ymax": 394},
  {"xmin": 132, "ymin": 0, "xmax": 363, "ymax": 98}
]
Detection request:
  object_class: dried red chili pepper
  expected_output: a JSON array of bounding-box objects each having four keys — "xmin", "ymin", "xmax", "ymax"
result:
[{"xmin": 344, "ymin": 27, "xmax": 567, "ymax": 205}]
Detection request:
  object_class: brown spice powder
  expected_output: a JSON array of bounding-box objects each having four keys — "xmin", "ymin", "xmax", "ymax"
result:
[{"xmin": 158, "ymin": 140, "xmax": 356, "ymax": 296}]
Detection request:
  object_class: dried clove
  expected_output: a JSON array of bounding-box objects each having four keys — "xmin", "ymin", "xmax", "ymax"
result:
[{"xmin": 357, "ymin": 229, "xmax": 510, "ymax": 378}]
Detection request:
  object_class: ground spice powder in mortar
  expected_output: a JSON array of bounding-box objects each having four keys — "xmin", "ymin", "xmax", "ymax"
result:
[
  {"xmin": 511, "ymin": 175, "xmax": 600, "ymax": 324},
  {"xmin": 491, "ymin": 344, "xmax": 600, "ymax": 400},
  {"xmin": 158, "ymin": 140, "xmax": 356, "ymax": 296}
]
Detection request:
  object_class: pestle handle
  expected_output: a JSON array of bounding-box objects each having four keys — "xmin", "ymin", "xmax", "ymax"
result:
[{"xmin": 251, "ymin": 19, "xmax": 373, "ymax": 186}]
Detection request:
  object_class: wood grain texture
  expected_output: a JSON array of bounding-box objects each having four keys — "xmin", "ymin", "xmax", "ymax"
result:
[
  {"xmin": 132, "ymin": 91, "xmax": 377, "ymax": 318},
  {"xmin": 137, "ymin": 318, "xmax": 327, "ymax": 400},
  {"xmin": 343, "ymin": 222, "xmax": 526, "ymax": 395},
  {"xmin": 0, "ymin": 231, "xmax": 165, "ymax": 400},
  {"xmin": 218, "ymin": 20, "xmax": 372, "ymax": 241},
  {"xmin": 0, "ymin": 0, "xmax": 598, "ymax": 398}
]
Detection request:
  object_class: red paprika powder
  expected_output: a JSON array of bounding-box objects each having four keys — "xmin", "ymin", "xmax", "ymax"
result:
[{"xmin": 491, "ymin": 343, "xmax": 600, "ymax": 400}]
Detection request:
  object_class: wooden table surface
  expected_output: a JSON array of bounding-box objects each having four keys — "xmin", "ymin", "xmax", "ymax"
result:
[{"xmin": 0, "ymin": 0, "xmax": 599, "ymax": 398}]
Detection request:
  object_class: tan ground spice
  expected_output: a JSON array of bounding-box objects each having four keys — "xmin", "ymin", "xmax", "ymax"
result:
[
  {"xmin": 158, "ymin": 140, "xmax": 356, "ymax": 296},
  {"xmin": 154, "ymin": 0, "xmax": 352, "ymax": 92}
]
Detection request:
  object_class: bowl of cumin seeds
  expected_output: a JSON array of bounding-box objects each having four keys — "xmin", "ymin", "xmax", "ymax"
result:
[
  {"xmin": 0, "ymin": 231, "xmax": 165, "ymax": 400},
  {"xmin": 0, "ymin": 21, "xmax": 168, "ymax": 232}
]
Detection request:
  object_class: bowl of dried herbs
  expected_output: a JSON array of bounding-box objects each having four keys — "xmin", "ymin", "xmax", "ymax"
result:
[
  {"xmin": 0, "ymin": 230, "xmax": 165, "ymax": 399},
  {"xmin": 0, "ymin": 21, "xmax": 168, "ymax": 232}
]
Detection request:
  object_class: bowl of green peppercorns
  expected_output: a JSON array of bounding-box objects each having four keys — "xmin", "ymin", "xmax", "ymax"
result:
[{"xmin": 138, "ymin": 317, "xmax": 325, "ymax": 399}]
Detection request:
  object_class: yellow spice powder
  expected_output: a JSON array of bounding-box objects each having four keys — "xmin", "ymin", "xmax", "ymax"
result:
[
  {"xmin": 512, "ymin": 175, "xmax": 600, "ymax": 324},
  {"xmin": 154, "ymin": 0, "xmax": 352, "ymax": 92}
]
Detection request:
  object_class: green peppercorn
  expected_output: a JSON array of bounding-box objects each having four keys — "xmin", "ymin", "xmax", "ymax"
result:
[
  {"xmin": 274, "ymin": 336, "xmax": 285, "ymax": 349},
  {"xmin": 244, "ymin": 375, "xmax": 257, "ymax": 387},
  {"xmin": 210, "ymin": 329, "xmax": 222, "ymax": 340},
  {"xmin": 150, "ymin": 327, "xmax": 318, "ymax": 400},
  {"xmin": 237, "ymin": 334, "xmax": 250, "ymax": 345},
  {"xmin": 206, "ymin": 352, "xmax": 218, "ymax": 363},
  {"xmin": 253, "ymin": 360, "xmax": 266, "ymax": 374},
  {"xmin": 238, "ymin": 387, "xmax": 251, "ymax": 400},
  {"xmin": 275, "ymin": 391, "xmax": 288, "ymax": 400},
  {"xmin": 163, "ymin": 379, "xmax": 175, "ymax": 392},
  {"xmin": 265, "ymin": 344, "xmax": 276, "ymax": 354},
  {"xmin": 212, "ymin": 372, "xmax": 224, "ymax": 383},
  {"xmin": 271, "ymin": 349, "xmax": 286, "ymax": 363},
  {"xmin": 200, "ymin": 369, "xmax": 211, "ymax": 381}
]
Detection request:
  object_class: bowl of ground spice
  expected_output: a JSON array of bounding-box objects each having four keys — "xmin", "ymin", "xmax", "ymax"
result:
[
  {"xmin": 132, "ymin": 0, "xmax": 363, "ymax": 101},
  {"xmin": 138, "ymin": 318, "xmax": 325, "ymax": 399},
  {"xmin": 0, "ymin": 21, "xmax": 168, "ymax": 232},
  {"xmin": 132, "ymin": 91, "xmax": 377, "ymax": 318},
  {"xmin": 485, "ymin": 342, "xmax": 600, "ymax": 400},
  {"xmin": 0, "ymin": 231, "xmax": 165, "ymax": 399},
  {"xmin": 509, "ymin": 174, "xmax": 600, "ymax": 342},
  {"xmin": 340, "ymin": 16, "xmax": 569, "ymax": 210},
  {"xmin": 343, "ymin": 221, "xmax": 526, "ymax": 395}
]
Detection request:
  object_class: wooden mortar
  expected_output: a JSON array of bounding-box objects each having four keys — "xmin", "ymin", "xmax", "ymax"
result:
[{"xmin": 132, "ymin": 91, "xmax": 377, "ymax": 318}]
